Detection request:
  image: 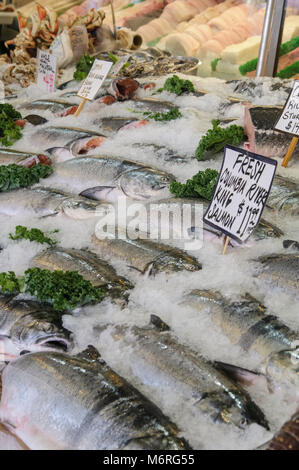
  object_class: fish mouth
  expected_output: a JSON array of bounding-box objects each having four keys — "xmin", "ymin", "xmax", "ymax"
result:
[{"xmin": 35, "ymin": 336, "xmax": 72, "ymax": 352}]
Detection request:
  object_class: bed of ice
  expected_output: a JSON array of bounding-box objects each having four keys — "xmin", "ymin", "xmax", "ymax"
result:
[{"xmin": 0, "ymin": 74, "xmax": 298, "ymax": 450}]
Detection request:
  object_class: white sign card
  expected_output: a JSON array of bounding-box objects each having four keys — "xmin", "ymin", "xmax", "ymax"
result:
[
  {"xmin": 274, "ymin": 79, "xmax": 299, "ymax": 136},
  {"xmin": 77, "ymin": 59, "xmax": 113, "ymax": 101},
  {"xmin": 203, "ymin": 145, "xmax": 277, "ymax": 243},
  {"xmin": 36, "ymin": 49, "xmax": 57, "ymax": 93},
  {"xmin": 112, "ymin": 55, "xmax": 130, "ymax": 76}
]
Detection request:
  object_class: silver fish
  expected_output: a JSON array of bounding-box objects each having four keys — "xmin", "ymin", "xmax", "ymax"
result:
[
  {"xmin": 21, "ymin": 99, "xmax": 76, "ymax": 113},
  {"xmin": 0, "ymin": 294, "xmax": 73, "ymax": 360},
  {"xmin": 255, "ymin": 253, "xmax": 299, "ymax": 297},
  {"xmin": 0, "ymin": 347, "xmax": 191, "ymax": 450},
  {"xmin": 131, "ymin": 98, "xmax": 175, "ymax": 114},
  {"xmin": 186, "ymin": 290, "xmax": 299, "ymax": 390},
  {"xmin": 50, "ymin": 156, "xmax": 174, "ymax": 202},
  {"xmin": 33, "ymin": 126, "xmax": 106, "ymax": 148},
  {"xmin": 0, "ymin": 187, "xmax": 108, "ymax": 219},
  {"xmin": 95, "ymin": 117, "xmax": 144, "ymax": 136},
  {"xmin": 267, "ymin": 175, "xmax": 299, "ymax": 216},
  {"xmin": 0, "ymin": 149, "xmax": 47, "ymax": 166},
  {"xmin": 95, "ymin": 317, "xmax": 269, "ymax": 429},
  {"xmin": 92, "ymin": 233, "xmax": 201, "ymax": 274},
  {"xmin": 32, "ymin": 247, "xmax": 133, "ymax": 300}
]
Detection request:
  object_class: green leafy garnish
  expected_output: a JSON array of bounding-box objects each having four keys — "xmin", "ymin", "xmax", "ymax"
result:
[
  {"xmin": 73, "ymin": 55, "xmax": 96, "ymax": 81},
  {"xmin": 109, "ymin": 52, "xmax": 119, "ymax": 64},
  {"xmin": 239, "ymin": 36, "xmax": 299, "ymax": 76},
  {"xmin": 143, "ymin": 107, "xmax": 182, "ymax": 122},
  {"xmin": 24, "ymin": 268, "xmax": 105, "ymax": 311},
  {"xmin": 211, "ymin": 58, "xmax": 220, "ymax": 72},
  {"xmin": 0, "ymin": 268, "xmax": 105, "ymax": 311},
  {"xmin": 0, "ymin": 164, "xmax": 53, "ymax": 192},
  {"xmin": 239, "ymin": 58, "xmax": 258, "ymax": 76},
  {"xmin": 195, "ymin": 120, "xmax": 246, "ymax": 161},
  {"xmin": 0, "ymin": 104, "xmax": 23, "ymax": 146},
  {"xmin": 277, "ymin": 60, "xmax": 299, "ymax": 79},
  {"xmin": 9, "ymin": 226, "xmax": 58, "ymax": 246},
  {"xmin": 158, "ymin": 75, "xmax": 195, "ymax": 95},
  {"xmin": 0, "ymin": 271, "xmax": 21, "ymax": 294},
  {"xmin": 170, "ymin": 168, "xmax": 219, "ymax": 201}
]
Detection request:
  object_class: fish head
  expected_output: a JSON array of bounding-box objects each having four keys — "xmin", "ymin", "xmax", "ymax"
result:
[
  {"xmin": 46, "ymin": 147, "xmax": 73, "ymax": 163},
  {"xmin": 150, "ymin": 253, "xmax": 201, "ymax": 275},
  {"xmin": 10, "ymin": 311, "xmax": 73, "ymax": 354},
  {"xmin": 254, "ymin": 219, "xmax": 283, "ymax": 240},
  {"xmin": 61, "ymin": 198, "xmax": 112, "ymax": 220},
  {"xmin": 119, "ymin": 168, "xmax": 174, "ymax": 200}
]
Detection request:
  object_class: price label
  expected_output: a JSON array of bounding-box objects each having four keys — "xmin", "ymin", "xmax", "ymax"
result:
[
  {"xmin": 112, "ymin": 55, "xmax": 130, "ymax": 76},
  {"xmin": 36, "ymin": 49, "xmax": 57, "ymax": 94},
  {"xmin": 274, "ymin": 80, "xmax": 299, "ymax": 136},
  {"xmin": 203, "ymin": 145, "xmax": 277, "ymax": 243},
  {"xmin": 77, "ymin": 59, "xmax": 113, "ymax": 101}
]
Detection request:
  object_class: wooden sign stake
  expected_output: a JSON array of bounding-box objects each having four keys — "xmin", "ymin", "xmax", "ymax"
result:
[
  {"xmin": 75, "ymin": 98, "xmax": 87, "ymax": 117},
  {"xmin": 281, "ymin": 137, "xmax": 299, "ymax": 168},
  {"xmin": 222, "ymin": 235, "xmax": 230, "ymax": 255}
]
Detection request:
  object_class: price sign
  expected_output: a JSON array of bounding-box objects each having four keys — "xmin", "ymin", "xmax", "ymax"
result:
[
  {"xmin": 274, "ymin": 80, "xmax": 299, "ymax": 136},
  {"xmin": 77, "ymin": 59, "xmax": 113, "ymax": 101},
  {"xmin": 36, "ymin": 49, "xmax": 57, "ymax": 93},
  {"xmin": 203, "ymin": 145, "xmax": 277, "ymax": 244}
]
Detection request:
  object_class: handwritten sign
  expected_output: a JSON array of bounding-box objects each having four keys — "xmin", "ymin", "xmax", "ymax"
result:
[
  {"xmin": 77, "ymin": 59, "xmax": 113, "ymax": 101},
  {"xmin": 274, "ymin": 80, "xmax": 299, "ymax": 136},
  {"xmin": 36, "ymin": 49, "xmax": 57, "ymax": 93},
  {"xmin": 112, "ymin": 55, "xmax": 130, "ymax": 76},
  {"xmin": 203, "ymin": 145, "xmax": 277, "ymax": 243}
]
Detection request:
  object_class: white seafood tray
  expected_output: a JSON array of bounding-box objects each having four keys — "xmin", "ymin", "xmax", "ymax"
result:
[{"xmin": 0, "ymin": 12, "xmax": 16, "ymax": 25}]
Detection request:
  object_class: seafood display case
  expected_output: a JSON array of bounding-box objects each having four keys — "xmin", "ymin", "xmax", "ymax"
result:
[{"xmin": 0, "ymin": 0, "xmax": 298, "ymax": 454}]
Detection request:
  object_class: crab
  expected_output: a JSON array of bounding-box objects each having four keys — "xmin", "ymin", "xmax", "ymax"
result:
[{"xmin": 5, "ymin": 4, "xmax": 59, "ymax": 59}]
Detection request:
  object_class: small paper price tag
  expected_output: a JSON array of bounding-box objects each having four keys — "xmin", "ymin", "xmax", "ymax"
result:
[
  {"xmin": 203, "ymin": 145, "xmax": 277, "ymax": 244},
  {"xmin": 274, "ymin": 80, "xmax": 299, "ymax": 136},
  {"xmin": 112, "ymin": 55, "xmax": 130, "ymax": 76},
  {"xmin": 77, "ymin": 59, "xmax": 113, "ymax": 101},
  {"xmin": 36, "ymin": 49, "xmax": 57, "ymax": 94}
]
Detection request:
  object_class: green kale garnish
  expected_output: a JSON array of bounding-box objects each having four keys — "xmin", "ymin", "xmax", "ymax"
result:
[
  {"xmin": 23, "ymin": 268, "xmax": 105, "ymax": 311},
  {"xmin": 170, "ymin": 168, "xmax": 219, "ymax": 201},
  {"xmin": 9, "ymin": 226, "xmax": 58, "ymax": 246},
  {"xmin": 211, "ymin": 58, "xmax": 220, "ymax": 72},
  {"xmin": 0, "ymin": 163, "xmax": 53, "ymax": 192},
  {"xmin": 73, "ymin": 55, "xmax": 96, "ymax": 81},
  {"xmin": 143, "ymin": 106, "xmax": 182, "ymax": 122},
  {"xmin": 0, "ymin": 104, "xmax": 23, "ymax": 146},
  {"xmin": 0, "ymin": 271, "xmax": 21, "ymax": 294},
  {"xmin": 158, "ymin": 75, "xmax": 195, "ymax": 95},
  {"xmin": 195, "ymin": 120, "xmax": 246, "ymax": 161},
  {"xmin": 277, "ymin": 60, "xmax": 299, "ymax": 79}
]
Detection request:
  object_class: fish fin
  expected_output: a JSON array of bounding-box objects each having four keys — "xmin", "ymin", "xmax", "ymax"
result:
[
  {"xmin": 76, "ymin": 345, "xmax": 102, "ymax": 361},
  {"xmin": 215, "ymin": 361, "xmax": 271, "ymax": 390},
  {"xmin": 39, "ymin": 212, "xmax": 60, "ymax": 219},
  {"xmin": 80, "ymin": 186, "xmax": 120, "ymax": 202},
  {"xmin": 144, "ymin": 262, "xmax": 155, "ymax": 277},
  {"xmin": 150, "ymin": 314, "xmax": 170, "ymax": 332},
  {"xmin": 127, "ymin": 265, "xmax": 144, "ymax": 274}
]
